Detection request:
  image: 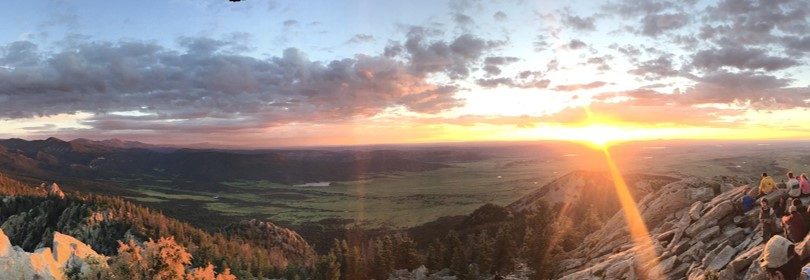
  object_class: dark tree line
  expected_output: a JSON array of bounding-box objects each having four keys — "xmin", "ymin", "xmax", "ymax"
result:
[{"xmin": 309, "ymin": 200, "xmax": 605, "ymax": 280}]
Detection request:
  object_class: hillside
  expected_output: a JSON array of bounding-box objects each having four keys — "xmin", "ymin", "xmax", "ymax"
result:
[
  {"xmin": 555, "ymin": 176, "xmax": 771, "ymax": 279},
  {"xmin": 0, "ymin": 173, "xmax": 315, "ymax": 279},
  {"xmin": 408, "ymin": 171, "xmax": 678, "ymax": 246}
]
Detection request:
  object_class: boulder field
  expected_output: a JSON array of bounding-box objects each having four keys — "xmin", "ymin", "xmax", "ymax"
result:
[{"xmin": 557, "ymin": 177, "xmax": 793, "ymax": 280}]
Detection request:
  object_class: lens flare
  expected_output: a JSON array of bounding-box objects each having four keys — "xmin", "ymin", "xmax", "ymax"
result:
[{"xmin": 603, "ymin": 147, "xmax": 663, "ymax": 278}]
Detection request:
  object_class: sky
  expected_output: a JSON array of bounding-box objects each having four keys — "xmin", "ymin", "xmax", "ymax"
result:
[{"xmin": 0, "ymin": 0, "xmax": 809, "ymax": 147}]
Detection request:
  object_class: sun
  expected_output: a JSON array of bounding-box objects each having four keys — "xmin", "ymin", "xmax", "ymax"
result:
[{"xmin": 570, "ymin": 124, "xmax": 624, "ymax": 149}]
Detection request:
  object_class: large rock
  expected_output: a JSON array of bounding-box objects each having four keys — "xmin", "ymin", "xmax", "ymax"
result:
[
  {"xmin": 728, "ymin": 245, "xmax": 763, "ymax": 273},
  {"xmin": 0, "ymin": 229, "xmax": 104, "ymax": 280},
  {"xmin": 686, "ymin": 200, "xmax": 734, "ymax": 237},
  {"xmin": 660, "ymin": 255, "xmax": 679, "ymax": 273},
  {"xmin": 694, "ymin": 226, "xmax": 721, "ymax": 243},
  {"xmin": 690, "ymin": 187, "xmax": 715, "ymax": 202},
  {"xmin": 604, "ymin": 258, "xmax": 636, "ymax": 280},
  {"xmin": 681, "ymin": 241, "xmax": 706, "ymax": 263},
  {"xmin": 46, "ymin": 183, "xmax": 65, "ymax": 199},
  {"xmin": 707, "ymin": 245, "xmax": 737, "ymax": 272},
  {"xmin": 689, "ymin": 201, "xmax": 704, "ymax": 221}
]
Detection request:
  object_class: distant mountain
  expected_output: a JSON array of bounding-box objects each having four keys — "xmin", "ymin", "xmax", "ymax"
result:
[
  {"xmin": 0, "ymin": 137, "xmax": 478, "ymax": 186},
  {"xmin": 69, "ymin": 138, "xmax": 166, "ymax": 150}
]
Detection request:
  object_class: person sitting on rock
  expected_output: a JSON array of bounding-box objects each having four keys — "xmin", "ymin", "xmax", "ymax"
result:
[
  {"xmin": 763, "ymin": 173, "xmax": 777, "ymax": 195},
  {"xmin": 794, "ymin": 199, "xmax": 807, "ymax": 215},
  {"xmin": 784, "ymin": 206, "xmax": 810, "ymax": 243},
  {"xmin": 800, "ymin": 174, "xmax": 810, "ymax": 197},
  {"xmin": 760, "ymin": 235, "xmax": 810, "ymax": 280},
  {"xmin": 742, "ymin": 194, "xmax": 756, "ymax": 212},
  {"xmin": 777, "ymin": 199, "xmax": 788, "ymax": 218},
  {"xmin": 763, "ymin": 199, "xmax": 777, "ymax": 243},
  {"xmin": 789, "ymin": 172, "xmax": 803, "ymax": 198}
]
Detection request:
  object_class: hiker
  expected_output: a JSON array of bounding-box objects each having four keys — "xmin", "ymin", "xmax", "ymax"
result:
[
  {"xmin": 796, "ymin": 198, "xmax": 810, "ymax": 227},
  {"xmin": 801, "ymin": 174, "xmax": 810, "ymax": 197},
  {"xmin": 762, "ymin": 199, "xmax": 777, "ymax": 243},
  {"xmin": 789, "ymin": 172, "xmax": 802, "ymax": 198},
  {"xmin": 760, "ymin": 235, "xmax": 810, "ymax": 280},
  {"xmin": 794, "ymin": 199, "xmax": 807, "ymax": 215},
  {"xmin": 762, "ymin": 172, "xmax": 777, "ymax": 195},
  {"xmin": 777, "ymin": 198, "xmax": 787, "ymax": 218},
  {"xmin": 742, "ymin": 194, "xmax": 756, "ymax": 212},
  {"xmin": 783, "ymin": 206, "xmax": 809, "ymax": 243}
]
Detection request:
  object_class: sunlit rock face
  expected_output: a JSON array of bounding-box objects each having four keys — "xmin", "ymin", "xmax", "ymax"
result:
[
  {"xmin": 0, "ymin": 229, "xmax": 105, "ymax": 280},
  {"xmin": 46, "ymin": 182, "xmax": 65, "ymax": 199},
  {"xmin": 557, "ymin": 177, "xmax": 769, "ymax": 280}
]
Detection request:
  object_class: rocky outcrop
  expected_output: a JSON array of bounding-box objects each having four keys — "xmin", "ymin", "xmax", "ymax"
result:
[
  {"xmin": 223, "ymin": 219, "xmax": 317, "ymax": 267},
  {"xmin": 0, "ymin": 229, "xmax": 105, "ymax": 280},
  {"xmin": 557, "ymin": 176, "xmax": 769, "ymax": 280},
  {"xmin": 45, "ymin": 182, "xmax": 65, "ymax": 199}
]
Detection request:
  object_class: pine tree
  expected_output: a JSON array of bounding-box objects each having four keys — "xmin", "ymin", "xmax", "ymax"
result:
[
  {"xmin": 394, "ymin": 234, "xmax": 421, "ymax": 270},
  {"xmin": 425, "ymin": 239, "xmax": 445, "ymax": 271},
  {"xmin": 491, "ymin": 226, "xmax": 516, "ymax": 275},
  {"xmin": 471, "ymin": 230, "xmax": 493, "ymax": 273}
]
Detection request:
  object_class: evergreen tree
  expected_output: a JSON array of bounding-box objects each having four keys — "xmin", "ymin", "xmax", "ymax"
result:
[
  {"xmin": 491, "ymin": 226, "xmax": 516, "ymax": 275},
  {"xmin": 425, "ymin": 239, "xmax": 445, "ymax": 271}
]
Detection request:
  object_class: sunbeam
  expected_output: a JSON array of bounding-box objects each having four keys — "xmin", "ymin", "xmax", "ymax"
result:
[{"xmin": 603, "ymin": 147, "xmax": 663, "ymax": 278}]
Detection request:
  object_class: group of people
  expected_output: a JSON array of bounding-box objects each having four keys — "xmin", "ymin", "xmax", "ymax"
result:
[{"xmin": 750, "ymin": 172, "xmax": 810, "ymax": 279}]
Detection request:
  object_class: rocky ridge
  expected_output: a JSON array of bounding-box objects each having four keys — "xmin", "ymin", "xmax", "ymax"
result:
[
  {"xmin": 556, "ymin": 176, "xmax": 781, "ymax": 279},
  {"xmin": 0, "ymin": 228, "xmax": 105, "ymax": 280}
]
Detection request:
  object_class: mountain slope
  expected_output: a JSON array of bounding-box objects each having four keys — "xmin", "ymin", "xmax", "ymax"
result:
[
  {"xmin": 0, "ymin": 172, "xmax": 315, "ymax": 278},
  {"xmin": 556, "ymin": 176, "xmax": 767, "ymax": 279}
]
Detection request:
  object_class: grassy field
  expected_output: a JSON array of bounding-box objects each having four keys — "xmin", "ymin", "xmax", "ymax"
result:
[
  {"xmin": 109, "ymin": 141, "xmax": 810, "ymax": 229},
  {"xmin": 115, "ymin": 155, "xmax": 585, "ymax": 228}
]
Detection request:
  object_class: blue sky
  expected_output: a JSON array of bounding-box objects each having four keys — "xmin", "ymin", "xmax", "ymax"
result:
[{"xmin": 1, "ymin": 0, "xmax": 809, "ymax": 147}]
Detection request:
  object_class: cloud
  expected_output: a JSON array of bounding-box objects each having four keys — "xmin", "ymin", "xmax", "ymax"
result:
[
  {"xmin": 781, "ymin": 36, "xmax": 810, "ymax": 55},
  {"xmin": 704, "ymin": 0, "xmax": 809, "ymax": 45},
  {"xmin": 394, "ymin": 27, "xmax": 504, "ymax": 79},
  {"xmin": 585, "ymin": 55, "xmax": 613, "ymax": 71},
  {"xmin": 566, "ymin": 39, "xmax": 587, "ymax": 50},
  {"xmin": 482, "ymin": 56, "xmax": 519, "ymax": 76},
  {"xmin": 476, "ymin": 70, "xmax": 549, "ymax": 89},
  {"xmin": 602, "ymin": 0, "xmax": 678, "ymax": 18},
  {"xmin": 597, "ymin": 71, "xmax": 810, "ymax": 110},
  {"xmin": 629, "ymin": 55, "xmax": 679, "ymax": 79},
  {"xmin": 533, "ymin": 35, "xmax": 550, "ymax": 51},
  {"xmin": 347, "ymin": 34, "xmax": 375, "ymax": 44},
  {"xmin": 692, "ymin": 46, "xmax": 799, "ymax": 71},
  {"xmin": 553, "ymin": 81, "xmax": 607, "ymax": 91},
  {"xmin": 282, "ymin": 19, "xmax": 298, "ymax": 27},
  {"xmin": 493, "ymin": 11, "xmax": 508, "ymax": 21},
  {"xmin": 0, "ymin": 35, "xmax": 488, "ymax": 133},
  {"xmin": 563, "ymin": 15, "xmax": 596, "ymax": 31},
  {"xmin": 453, "ymin": 13, "xmax": 475, "ymax": 28},
  {"xmin": 639, "ymin": 12, "xmax": 689, "ymax": 36},
  {"xmin": 543, "ymin": 100, "xmax": 743, "ymax": 127},
  {"xmin": 681, "ymin": 70, "xmax": 809, "ymax": 109}
]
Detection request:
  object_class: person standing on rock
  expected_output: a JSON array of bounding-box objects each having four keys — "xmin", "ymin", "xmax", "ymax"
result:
[
  {"xmin": 789, "ymin": 173, "xmax": 802, "ymax": 198},
  {"xmin": 763, "ymin": 173, "xmax": 777, "ymax": 195},
  {"xmin": 783, "ymin": 206, "xmax": 809, "ymax": 243},
  {"xmin": 760, "ymin": 235, "xmax": 810, "ymax": 280},
  {"xmin": 763, "ymin": 199, "xmax": 778, "ymax": 243},
  {"xmin": 800, "ymin": 174, "xmax": 810, "ymax": 197}
]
